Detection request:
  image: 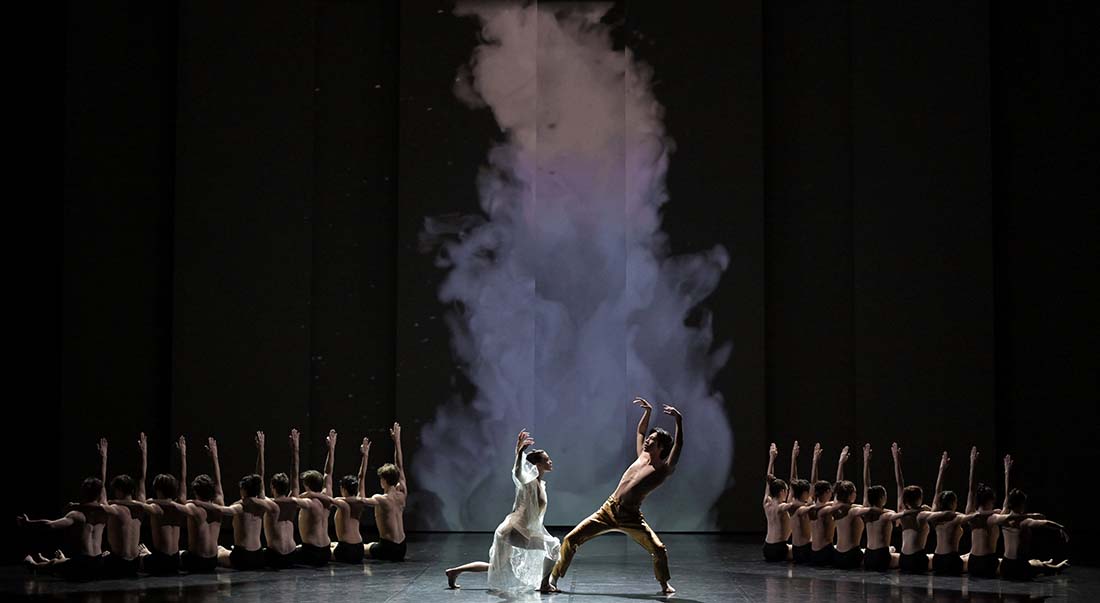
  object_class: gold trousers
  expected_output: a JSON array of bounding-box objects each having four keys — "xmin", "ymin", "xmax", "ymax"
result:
[{"xmin": 552, "ymin": 497, "xmax": 669, "ymax": 583}]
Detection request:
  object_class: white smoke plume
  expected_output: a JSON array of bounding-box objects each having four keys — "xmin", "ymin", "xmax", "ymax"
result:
[{"xmin": 416, "ymin": 2, "xmax": 733, "ymax": 530}]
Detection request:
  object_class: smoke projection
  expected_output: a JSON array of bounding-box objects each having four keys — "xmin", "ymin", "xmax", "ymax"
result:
[{"xmin": 416, "ymin": 2, "xmax": 733, "ymax": 531}]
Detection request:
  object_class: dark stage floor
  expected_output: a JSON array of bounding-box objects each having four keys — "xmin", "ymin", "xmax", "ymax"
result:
[{"xmin": 3, "ymin": 534, "xmax": 1095, "ymax": 601}]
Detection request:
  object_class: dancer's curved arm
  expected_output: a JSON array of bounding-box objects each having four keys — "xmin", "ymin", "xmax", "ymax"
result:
[
  {"xmin": 862, "ymin": 443, "xmax": 871, "ymax": 507},
  {"xmin": 324, "ymin": 429, "xmax": 336, "ymax": 496},
  {"xmin": 1001, "ymin": 454, "xmax": 1013, "ymax": 513},
  {"xmin": 965, "ymin": 446, "xmax": 978, "ymax": 514},
  {"xmin": 255, "ymin": 431, "xmax": 266, "ymax": 497},
  {"xmin": 97, "ymin": 438, "xmax": 108, "ymax": 504},
  {"xmin": 790, "ymin": 441, "xmax": 799, "ymax": 483},
  {"xmin": 892, "ymin": 442, "xmax": 904, "ymax": 512},
  {"xmin": 177, "ymin": 436, "xmax": 188, "ymax": 502},
  {"xmin": 290, "ymin": 429, "xmax": 301, "ymax": 497},
  {"xmin": 634, "ymin": 397, "xmax": 652, "ymax": 456},
  {"xmin": 137, "ymin": 433, "xmax": 148, "ymax": 501},
  {"xmin": 358, "ymin": 437, "xmax": 369, "ymax": 498},
  {"xmin": 811, "ymin": 443, "xmax": 822, "ymax": 485},
  {"xmin": 206, "ymin": 437, "xmax": 224, "ymax": 505},
  {"xmin": 765, "ymin": 443, "xmax": 778, "ymax": 505},
  {"xmin": 391, "ymin": 423, "xmax": 406, "ymax": 492},
  {"xmin": 513, "ymin": 429, "xmax": 534, "ymax": 482},
  {"xmin": 836, "ymin": 446, "xmax": 850, "ymax": 483},
  {"xmin": 663, "ymin": 405, "xmax": 683, "ymax": 468},
  {"xmin": 931, "ymin": 451, "xmax": 949, "ymax": 511}
]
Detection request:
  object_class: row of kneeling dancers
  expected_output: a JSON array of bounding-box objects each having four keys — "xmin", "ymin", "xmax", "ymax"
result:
[
  {"xmin": 17, "ymin": 425, "xmax": 408, "ymax": 580},
  {"xmin": 762, "ymin": 441, "xmax": 1069, "ymax": 581}
]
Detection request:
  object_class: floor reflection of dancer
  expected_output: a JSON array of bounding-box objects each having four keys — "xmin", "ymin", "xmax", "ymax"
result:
[
  {"xmin": 445, "ymin": 429, "xmax": 559, "ymax": 592},
  {"xmin": 550, "ymin": 397, "xmax": 682, "ymax": 594}
]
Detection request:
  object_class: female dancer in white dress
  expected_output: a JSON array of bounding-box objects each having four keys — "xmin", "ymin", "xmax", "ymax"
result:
[{"xmin": 445, "ymin": 429, "xmax": 560, "ymax": 592}]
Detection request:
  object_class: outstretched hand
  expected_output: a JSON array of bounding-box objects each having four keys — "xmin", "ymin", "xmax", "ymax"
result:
[
  {"xmin": 289, "ymin": 429, "xmax": 300, "ymax": 451},
  {"xmin": 516, "ymin": 429, "xmax": 534, "ymax": 454},
  {"xmin": 839, "ymin": 446, "xmax": 851, "ymax": 465},
  {"xmin": 863, "ymin": 443, "xmax": 871, "ymax": 461},
  {"xmin": 255, "ymin": 431, "xmax": 265, "ymax": 450},
  {"xmin": 661, "ymin": 404, "xmax": 681, "ymax": 419},
  {"xmin": 969, "ymin": 445, "xmax": 978, "ymax": 464},
  {"xmin": 326, "ymin": 429, "xmax": 337, "ymax": 449},
  {"xmin": 176, "ymin": 436, "xmax": 186, "ymax": 456},
  {"xmin": 939, "ymin": 451, "xmax": 950, "ymax": 471},
  {"xmin": 891, "ymin": 442, "xmax": 901, "ymax": 460},
  {"xmin": 813, "ymin": 442, "xmax": 823, "ymax": 460},
  {"xmin": 205, "ymin": 437, "xmax": 219, "ymax": 459},
  {"xmin": 138, "ymin": 432, "xmax": 147, "ymax": 455},
  {"xmin": 1004, "ymin": 454, "xmax": 1013, "ymax": 473},
  {"xmin": 361, "ymin": 437, "xmax": 370, "ymax": 455},
  {"xmin": 390, "ymin": 422, "xmax": 401, "ymax": 442},
  {"xmin": 633, "ymin": 397, "xmax": 652, "ymax": 411},
  {"xmin": 97, "ymin": 438, "xmax": 108, "ymax": 458},
  {"xmin": 792, "ymin": 440, "xmax": 800, "ymax": 458}
]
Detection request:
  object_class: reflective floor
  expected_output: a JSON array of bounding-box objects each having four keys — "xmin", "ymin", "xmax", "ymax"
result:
[{"xmin": 3, "ymin": 534, "xmax": 1095, "ymax": 601}]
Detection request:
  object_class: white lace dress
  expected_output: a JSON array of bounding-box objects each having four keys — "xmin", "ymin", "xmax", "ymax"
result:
[{"xmin": 486, "ymin": 457, "xmax": 561, "ymax": 591}]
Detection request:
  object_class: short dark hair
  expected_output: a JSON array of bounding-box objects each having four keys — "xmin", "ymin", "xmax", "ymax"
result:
[
  {"xmin": 339, "ymin": 474, "xmax": 359, "ymax": 495},
  {"xmin": 110, "ymin": 474, "xmax": 136, "ymax": 497},
  {"xmin": 648, "ymin": 428, "xmax": 673, "ymax": 460},
  {"xmin": 938, "ymin": 490, "xmax": 958, "ymax": 510},
  {"xmin": 813, "ymin": 480, "xmax": 833, "ymax": 501},
  {"xmin": 377, "ymin": 463, "xmax": 400, "ymax": 487},
  {"xmin": 191, "ymin": 474, "xmax": 216, "ymax": 501},
  {"xmin": 791, "ymin": 479, "xmax": 811, "ymax": 499},
  {"xmin": 834, "ymin": 480, "xmax": 856, "ymax": 502},
  {"xmin": 80, "ymin": 477, "xmax": 103, "ymax": 503},
  {"xmin": 526, "ymin": 449, "xmax": 548, "ymax": 465},
  {"xmin": 300, "ymin": 470, "xmax": 324, "ymax": 493},
  {"xmin": 153, "ymin": 474, "xmax": 179, "ymax": 500},
  {"xmin": 1007, "ymin": 488, "xmax": 1027, "ymax": 513},
  {"xmin": 976, "ymin": 483, "xmax": 996, "ymax": 508},
  {"xmin": 270, "ymin": 473, "xmax": 290, "ymax": 496},
  {"xmin": 239, "ymin": 474, "xmax": 262, "ymax": 498},
  {"xmin": 902, "ymin": 485, "xmax": 923, "ymax": 509},
  {"xmin": 868, "ymin": 485, "xmax": 887, "ymax": 507},
  {"xmin": 768, "ymin": 476, "xmax": 788, "ymax": 497}
]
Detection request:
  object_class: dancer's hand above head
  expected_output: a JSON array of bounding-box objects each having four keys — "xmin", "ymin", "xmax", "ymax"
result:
[
  {"xmin": 661, "ymin": 405, "xmax": 681, "ymax": 419},
  {"xmin": 326, "ymin": 429, "xmax": 337, "ymax": 450},
  {"xmin": 205, "ymin": 437, "xmax": 218, "ymax": 459},
  {"xmin": 516, "ymin": 429, "xmax": 534, "ymax": 453},
  {"xmin": 390, "ymin": 422, "xmax": 401, "ymax": 442},
  {"xmin": 769, "ymin": 443, "xmax": 778, "ymax": 460},
  {"xmin": 1004, "ymin": 454, "xmax": 1013, "ymax": 473},
  {"xmin": 361, "ymin": 437, "xmax": 370, "ymax": 455},
  {"xmin": 891, "ymin": 442, "xmax": 900, "ymax": 459},
  {"xmin": 839, "ymin": 446, "xmax": 851, "ymax": 465},
  {"xmin": 633, "ymin": 397, "xmax": 652, "ymax": 411},
  {"xmin": 939, "ymin": 451, "xmax": 950, "ymax": 471},
  {"xmin": 98, "ymin": 438, "xmax": 108, "ymax": 458},
  {"xmin": 255, "ymin": 431, "xmax": 265, "ymax": 450},
  {"xmin": 863, "ymin": 443, "xmax": 871, "ymax": 461},
  {"xmin": 289, "ymin": 428, "xmax": 300, "ymax": 451}
]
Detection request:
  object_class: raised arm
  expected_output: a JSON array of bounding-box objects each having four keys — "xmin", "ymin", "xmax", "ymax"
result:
[
  {"xmin": 137, "ymin": 432, "xmax": 148, "ymax": 501},
  {"xmin": 97, "ymin": 438, "xmax": 108, "ymax": 504},
  {"xmin": 1001, "ymin": 454, "xmax": 1013, "ymax": 513},
  {"xmin": 206, "ymin": 437, "xmax": 224, "ymax": 505},
  {"xmin": 358, "ymin": 437, "xmax": 370, "ymax": 498},
  {"xmin": 391, "ymin": 422, "xmax": 406, "ymax": 490},
  {"xmin": 177, "ymin": 436, "xmax": 188, "ymax": 502},
  {"xmin": 324, "ymin": 429, "xmax": 337, "ymax": 496},
  {"xmin": 290, "ymin": 429, "xmax": 300, "ymax": 497},
  {"xmin": 892, "ymin": 442, "xmax": 904, "ymax": 512},
  {"xmin": 513, "ymin": 429, "xmax": 534, "ymax": 481},
  {"xmin": 662, "ymin": 405, "xmax": 683, "ymax": 468},
  {"xmin": 255, "ymin": 431, "xmax": 266, "ymax": 497},
  {"xmin": 811, "ymin": 443, "xmax": 822, "ymax": 485},
  {"xmin": 633, "ymin": 397, "xmax": 652, "ymax": 456},
  {"xmin": 790, "ymin": 441, "xmax": 800, "ymax": 482},
  {"xmin": 930, "ymin": 451, "xmax": 950, "ymax": 511},
  {"xmin": 862, "ymin": 443, "xmax": 871, "ymax": 507},
  {"xmin": 765, "ymin": 443, "xmax": 778, "ymax": 504},
  {"xmin": 965, "ymin": 446, "xmax": 978, "ymax": 513},
  {"xmin": 836, "ymin": 445, "xmax": 850, "ymax": 483}
]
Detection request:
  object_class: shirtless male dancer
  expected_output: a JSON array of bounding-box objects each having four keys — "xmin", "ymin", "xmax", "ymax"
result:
[
  {"xmin": 181, "ymin": 437, "xmax": 239, "ymax": 573},
  {"xmin": 19, "ymin": 476, "xmax": 107, "ymax": 581},
  {"xmin": 218, "ymin": 432, "xmax": 279, "ymax": 571},
  {"xmin": 893, "ymin": 443, "xmax": 943, "ymax": 573},
  {"xmin": 990, "ymin": 488, "xmax": 1069, "ymax": 580},
  {"xmin": 863, "ymin": 444, "xmax": 901, "ymax": 571},
  {"xmin": 331, "ymin": 436, "xmax": 371, "ymax": 564},
  {"xmin": 291, "ymin": 428, "xmax": 337, "ymax": 566},
  {"xmin": 141, "ymin": 434, "xmax": 191, "ymax": 575},
  {"xmin": 829, "ymin": 444, "xmax": 886, "ymax": 569},
  {"xmin": 762, "ymin": 443, "xmax": 793, "ymax": 562},
  {"xmin": 549, "ymin": 398, "xmax": 682, "ymax": 594},
  {"xmin": 966, "ymin": 452, "xmax": 1012, "ymax": 578},
  {"xmin": 926, "ymin": 448, "xmax": 976, "ymax": 575},
  {"xmin": 787, "ymin": 441, "xmax": 813, "ymax": 564},
  {"xmin": 99, "ymin": 437, "xmax": 160, "ymax": 578},
  {"xmin": 260, "ymin": 430, "xmax": 301, "ymax": 569},
  {"xmin": 804, "ymin": 443, "xmax": 844, "ymax": 566},
  {"xmin": 364, "ymin": 422, "xmax": 408, "ymax": 562}
]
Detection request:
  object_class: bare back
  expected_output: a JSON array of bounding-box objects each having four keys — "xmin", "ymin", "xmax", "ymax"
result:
[
  {"xmin": 1001, "ymin": 515, "xmax": 1029, "ymax": 560},
  {"xmin": 810, "ymin": 506, "xmax": 837, "ymax": 552},
  {"xmin": 185, "ymin": 504, "xmax": 223, "ymax": 557},
  {"xmin": 764, "ymin": 499, "xmax": 792, "ymax": 544},
  {"xmin": 106, "ymin": 503, "xmax": 144, "ymax": 560},
  {"xmin": 263, "ymin": 498, "xmax": 299, "ymax": 554},
  {"xmin": 864, "ymin": 511, "xmax": 894, "ymax": 550},
  {"xmin": 791, "ymin": 503, "xmax": 812, "ymax": 546},
  {"xmin": 231, "ymin": 499, "xmax": 267, "ymax": 550},
  {"xmin": 933, "ymin": 516, "xmax": 965, "ymax": 554},
  {"xmin": 148, "ymin": 501, "xmax": 186, "ymax": 554},
  {"xmin": 372, "ymin": 488, "xmax": 406, "ymax": 544},
  {"xmin": 835, "ymin": 506, "xmax": 864, "ymax": 553},
  {"xmin": 968, "ymin": 511, "xmax": 1001, "ymax": 556},
  {"xmin": 68, "ymin": 507, "xmax": 107, "ymax": 557},
  {"xmin": 611, "ymin": 453, "xmax": 671, "ymax": 509},
  {"xmin": 897, "ymin": 512, "xmax": 930, "ymax": 555},
  {"xmin": 335, "ymin": 498, "xmax": 369, "ymax": 544},
  {"xmin": 297, "ymin": 496, "xmax": 332, "ymax": 547}
]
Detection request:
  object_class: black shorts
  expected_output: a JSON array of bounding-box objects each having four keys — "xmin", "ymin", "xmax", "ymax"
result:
[
  {"xmin": 810, "ymin": 544, "xmax": 835, "ymax": 566},
  {"xmin": 792, "ymin": 543, "xmax": 813, "ymax": 564},
  {"xmin": 968, "ymin": 553, "xmax": 999, "ymax": 578},
  {"xmin": 333, "ymin": 541, "xmax": 365, "ymax": 564},
  {"xmin": 181, "ymin": 551, "xmax": 218, "ymax": 573},
  {"xmin": 1001, "ymin": 557, "xmax": 1034, "ymax": 581},
  {"xmin": 899, "ymin": 551, "xmax": 928, "ymax": 573},
  {"xmin": 863, "ymin": 547, "xmax": 891, "ymax": 571},
  {"xmin": 296, "ymin": 543, "xmax": 331, "ymax": 567},
  {"xmin": 142, "ymin": 550, "xmax": 180, "ymax": 575},
  {"xmin": 834, "ymin": 547, "xmax": 864, "ymax": 569},
  {"xmin": 265, "ymin": 548, "xmax": 295, "ymax": 570},
  {"xmin": 366, "ymin": 538, "xmax": 406, "ymax": 562},
  {"xmin": 229, "ymin": 547, "xmax": 266, "ymax": 571},
  {"xmin": 57, "ymin": 553, "xmax": 104, "ymax": 581},
  {"xmin": 933, "ymin": 552, "xmax": 963, "ymax": 575},
  {"xmin": 103, "ymin": 554, "xmax": 139, "ymax": 578}
]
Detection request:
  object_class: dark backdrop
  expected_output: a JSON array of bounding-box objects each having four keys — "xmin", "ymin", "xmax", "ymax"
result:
[{"xmin": 37, "ymin": 0, "xmax": 1098, "ymax": 564}]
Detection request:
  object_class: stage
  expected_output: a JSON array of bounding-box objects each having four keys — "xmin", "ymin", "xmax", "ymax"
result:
[{"xmin": 4, "ymin": 534, "xmax": 1094, "ymax": 602}]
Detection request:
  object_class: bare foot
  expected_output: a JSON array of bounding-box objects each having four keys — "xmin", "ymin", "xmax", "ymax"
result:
[
  {"xmin": 660, "ymin": 582, "xmax": 676, "ymax": 594},
  {"xmin": 540, "ymin": 582, "xmax": 560, "ymax": 593},
  {"xmin": 445, "ymin": 569, "xmax": 460, "ymax": 589}
]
